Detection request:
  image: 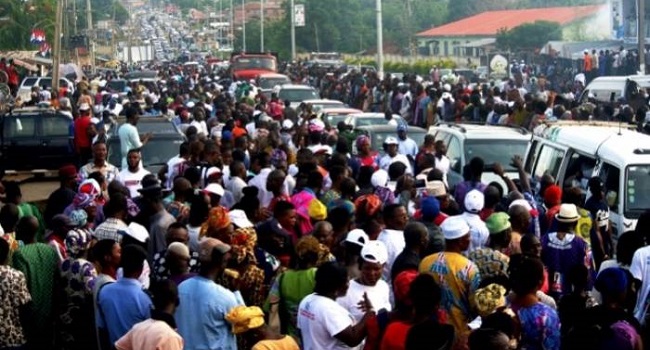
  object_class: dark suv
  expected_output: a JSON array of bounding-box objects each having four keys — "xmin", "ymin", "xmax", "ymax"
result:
[
  {"xmin": 107, "ymin": 116, "xmax": 186, "ymax": 174},
  {"xmin": 0, "ymin": 107, "xmax": 76, "ymax": 173}
]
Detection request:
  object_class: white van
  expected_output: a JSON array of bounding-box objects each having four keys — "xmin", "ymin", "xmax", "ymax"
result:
[
  {"xmin": 578, "ymin": 76, "xmax": 647, "ymax": 111},
  {"xmin": 525, "ymin": 121, "xmax": 650, "ymax": 236}
]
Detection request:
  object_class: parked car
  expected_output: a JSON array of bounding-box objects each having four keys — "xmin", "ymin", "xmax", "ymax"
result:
[
  {"xmin": 301, "ymin": 99, "xmax": 346, "ymax": 114},
  {"xmin": 256, "ymin": 73, "xmax": 291, "ymax": 92},
  {"xmin": 321, "ymin": 108, "xmax": 362, "ymax": 128},
  {"xmin": 353, "ymin": 125, "xmax": 427, "ymax": 155},
  {"xmin": 276, "ymin": 84, "xmax": 319, "ymax": 108},
  {"xmin": 345, "ymin": 113, "xmax": 404, "ymax": 129},
  {"xmin": 428, "ymin": 123, "xmax": 531, "ymax": 192},
  {"xmin": 107, "ymin": 116, "xmax": 185, "ymax": 174},
  {"xmin": 17, "ymin": 76, "xmax": 75, "ymax": 103},
  {"xmin": 0, "ymin": 106, "xmax": 75, "ymax": 173}
]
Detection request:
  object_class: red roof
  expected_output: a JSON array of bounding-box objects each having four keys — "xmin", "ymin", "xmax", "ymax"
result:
[{"xmin": 416, "ymin": 5, "xmax": 604, "ymax": 37}]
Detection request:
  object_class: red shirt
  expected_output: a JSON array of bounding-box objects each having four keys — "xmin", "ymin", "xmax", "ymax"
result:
[{"xmin": 74, "ymin": 116, "xmax": 92, "ymax": 150}]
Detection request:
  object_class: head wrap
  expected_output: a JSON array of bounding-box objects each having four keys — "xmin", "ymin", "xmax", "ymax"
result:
[
  {"xmin": 470, "ymin": 283, "xmax": 507, "ymax": 318},
  {"xmin": 327, "ymin": 199, "xmax": 355, "ymax": 217},
  {"xmin": 354, "ymin": 194, "xmax": 383, "ymax": 218},
  {"xmin": 225, "ymin": 306, "xmax": 265, "ymax": 334},
  {"xmin": 393, "ymin": 270, "xmax": 418, "ymax": 306},
  {"xmin": 308, "ymin": 199, "xmax": 327, "ymax": 221},
  {"xmin": 72, "ymin": 192, "xmax": 96, "ymax": 209},
  {"xmin": 295, "ymin": 235, "xmax": 322, "ymax": 261},
  {"xmin": 200, "ymin": 206, "xmax": 231, "ymax": 238},
  {"xmin": 374, "ymin": 187, "xmax": 395, "ymax": 205},
  {"xmin": 595, "ymin": 267, "xmax": 629, "ymax": 297},
  {"xmin": 356, "ymin": 135, "xmax": 371, "ymax": 149},
  {"xmin": 69, "ymin": 209, "xmax": 88, "ymax": 227},
  {"xmin": 271, "ymin": 149, "xmax": 287, "ymax": 168},
  {"xmin": 230, "ymin": 227, "xmax": 258, "ymax": 264},
  {"xmin": 65, "ymin": 228, "xmax": 90, "ymax": 258},
  {"xmin": 78, "ymin": 179, "xmax": 101, "ymax": 197}
]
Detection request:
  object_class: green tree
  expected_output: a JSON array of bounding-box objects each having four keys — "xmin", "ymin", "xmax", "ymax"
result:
[
  {"xmin": 0, "ymin": 0, "xmax": 56, "ymax": 50},
  {"xmin": 496, "ymin": 20, "xmax": 562, "ymax": 52}
]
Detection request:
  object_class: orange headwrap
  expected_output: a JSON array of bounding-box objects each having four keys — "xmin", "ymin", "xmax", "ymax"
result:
[{"xmin": 200, "ymin": 206, "xmax": 231, "ymax": 238}]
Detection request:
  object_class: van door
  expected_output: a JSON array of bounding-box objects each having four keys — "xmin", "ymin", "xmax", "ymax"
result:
[
  {"xmin": 597, "ymin": 162, "xmax": 624, "ymax": 236},
  {"xmin": 1, "ymin": 114, "xmax": 39, "ymax": 170},
  {"xmin": 39, "ymin": 113, "xmax": 75, "ymax": 170},
  {"xmin": 530, "ymin": 143, "xmax": 566, "ymax": 183}
]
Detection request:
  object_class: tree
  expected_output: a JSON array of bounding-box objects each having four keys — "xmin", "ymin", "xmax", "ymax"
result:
[
  {"xmin": 496, "ymin": 21, "xmax": 562, "ymax": 52},
  {"xmin": 0, "ymin": 0, "xmax": 57, "ymax": 50}
]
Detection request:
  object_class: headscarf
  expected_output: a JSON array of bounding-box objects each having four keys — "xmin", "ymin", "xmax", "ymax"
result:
[
  {"xmin": 374, "ymin": 187, "xmax": 395, "ymax": 205},
  {"xmin": 69, "ymin": 209, "xmax": 88, "ymax": 227},
  {"xmin": 65, "ymin": 228, "xmax": 90, "ymax": 258},
  {"xmin": 72, "ymin": 192, "xmax": 96, "ymax": 209},
  {"xmin": 270, "ymin": 149, "xmax": 287, "ymax": 168},
  {"xmin": 200, "ymin": 206, "xmax": 231, "ymax": 238},
  {"xmin": 225, "ymin": 305, "xmax": 265, "ymax": 334},
  {"xmin": 354, "ymin": 194, "xmax": 383, "ymax": 219},
  {"xmin": 356, "ymin": 135, "xmax": 371, "ymax": 149},
  {"xmin": 230, "ymin": 227, "xmax": 257, "ymax": 264},
  {"xmin": 308, "ymin": 199, "xmax": 327, "ymax": 221},
  {"xmin": 327, "ymin": 199, "xmax": 355, "ymax": 217},
  {"xmin": 393, "ymin": 270, "xmax": 418, "ymax": 306},
  {"xmin": 470, "ymin": 283, "xmax": 507, "ymax": 318},
  {"xmin": 78, "ymin": 179, "xmax": 101, "ymax": 197}
]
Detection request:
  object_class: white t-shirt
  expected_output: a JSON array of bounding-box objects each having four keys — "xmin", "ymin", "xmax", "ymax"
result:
[
  {"xmin": 398, "ymin": 138, "xmax": 419, "ymax": 158},
  {"xmin": 336, "ymin": 280, "xmax": 392, "ymax": 322},
  {"xmin": 377, "ymin": 229, "xmax": 405, "ymax": 282},
  {"xmin": 461, "ymin": 212, "xmax": 490, "ymax": 253},
  {"xmin": 118, "ymin": 167, "xmax": 150, "ymax": 198},
  {"xmin": 118, "ymin": 123, "xmax": 143, "ymax": 169},
  {"xmin": 165, "ymin": 155, "xmax": 185, "ymax": 189},
  {"xmin": 378, "ymin": 154, "xmax": 412, "ymax": 174},
  {"xmin": 297, "ymin": 293, "xmax": 355, "ymax": 350},
  {"xmin": 630, "ymin": 246, "xmax": 650, "ymax": 322}
]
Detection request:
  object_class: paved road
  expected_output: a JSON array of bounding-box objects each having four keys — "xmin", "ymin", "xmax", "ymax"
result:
[{"xmin": 4, "ymin": 174, "xmax": 58, "ymax": 203}]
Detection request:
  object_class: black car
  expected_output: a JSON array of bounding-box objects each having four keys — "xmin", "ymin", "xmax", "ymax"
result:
[
  {"xmin": 0, "ymin": 107, "xmax": 76, "ymax": 173},
  {"xmin": 107, "ymin": 116, "xmax": 186, "ymax": 174}
]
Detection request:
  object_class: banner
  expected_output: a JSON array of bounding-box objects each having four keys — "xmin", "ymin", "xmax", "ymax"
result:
[
  {"xmin": 294, "ymin": 4, "xmax": 305, "ymax": 27},
  {"xmin": 488, "ymin": 53, "xmax": 509, "ymax": 80},
  {"xmin": 30, "ymin": 29, "xmax": 46, "ymax": 44}
]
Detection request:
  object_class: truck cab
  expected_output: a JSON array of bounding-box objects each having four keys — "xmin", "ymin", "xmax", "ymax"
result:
[{"xmin": 230, "ymin": 52, "xmax": 278, "ymax": 81}]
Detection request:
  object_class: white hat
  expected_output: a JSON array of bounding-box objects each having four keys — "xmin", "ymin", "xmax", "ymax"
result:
[
  {"xmin": 124, "ymin": 222, "xmax": 149, "ymax": 243},
  {"xmin": 426, "ymin": 180, "xmax": 447, "ymax": 197},
  {"xmin": 282, "ymin": 119, "xmax": 294, "ymax": 130},
  {"xmin": 371, "ymin": 169, "xmax": 389, "ymax": 188},
  {"xmin": 555, "ymin": 203, "xmax": 580, "ymax": 223},
  {"xmin": 443, "ymin": 83, "xmax": 451, "ymax": 92},
  {"xmin": 206, "ymin": 167, "xmax": 222, "ymax": 178},
  {"xmin": 121, "ymin": 98, "xmax": 130, "ymax": 105},
  {"xmin": 345, "ymin": 229, "xmax": 369, "ymax": 247},
  {"xmin": 360, "ymin": 240, "xmax": 388, "ymax": 265},
  {"xmin": 441, "ymin": 215, "xmax": 470, "ymax": 240},
  {"xmin": 442, "ymin": 92, "xmax": 452, "ymax": 100},
  {"xmin": 79, "ymin": 103, "xmax": 90, "ymax": 111},
  {"xmin": 384, "ymin": 136, "xmax": 399, "ymax": 145},
  {"xmin": 229, "ymin": 209, "xmax": 254, "ymax": 229},
  {"xmin": 464, "ymin": 189, "xmax": 484, "ymax": 213},
  {"xmin": 204, "ymin": 183, "xmax": 225, "ymax": 197},
  {"xmin": 509, "ymin": 199, "xmax": 532, "ymax": 211},
  {"xmin": 186, "ymin": 101, "xmax": 196, "ymax": 108},
  {"xmin": 167, "ymin": 241, "xmax": 190, "ymax": 259}
]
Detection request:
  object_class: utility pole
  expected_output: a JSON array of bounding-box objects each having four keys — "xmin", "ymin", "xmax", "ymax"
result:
[
  {"xmin": 241, "ymin": 0, "xmax": 246, "ymax": 51},
  {"xmin": 86, "ymin": 0, "xmax": 95, "ymax": 74},
  {"xmin": 52, "ymin": 0, "xmax": 64, "ymax": 96},
  {"xmin": 376, "ymin": 0, "xmax": 384, "ymax": 77},
  {"xmin": 260, "ymin": 0, "xmax": 264, "ymax": 51},
  {"xmin": 314, "ymin": 22, "xmax": 319, "ymax": 52},
  {"xmin": 290, "ymin": 0, "xmax": 295, "ymax": 60},
  {"xmin": 230, "ymin": 0, "xmax": 234, "ymax": 50},
  {"xmin": 640, "ymin": 0, "xmax": 646, "ymax": 74}
]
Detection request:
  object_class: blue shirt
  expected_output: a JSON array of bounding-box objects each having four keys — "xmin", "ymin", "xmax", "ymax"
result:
[
  {"xmin": 96, "ymin": 278, "xmax": 152, "ymax": 345},
  {"xmin": 175, "ymin": 275, "xmax": 244, "ymax": 350}
]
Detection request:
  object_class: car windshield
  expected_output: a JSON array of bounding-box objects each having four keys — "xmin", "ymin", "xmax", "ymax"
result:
[
  {"xmin": 232, "ymin": 57, "xmax": 276, "ymax": 71},
  {"xmin": 310, "ymin": 102, "xmax": 343, "ymax": 113},
  {"xmin": 356, "ymin": 116, "xmax": 402, "ymax": 127},
  {"xmin": 464, "ymin": 140, "xmax": 529, "ymax": 171},
  {"xmin": 258, "ymin": 77, "xmax": 289, "ymax": 89},
  {"xmin": 278, "ymin": 88, "xmax": 318, "ymax": 102},
  {"xmin": 108, "ymin": 138, "xmax": 183, "ymax": 167},
  {"xmin": 625, "ymin": 165, "xmax": 650, "ymax": 218},
  {"xmin": 325, "ymin": 115, "xmax": 348, "ymax": 127},
  {"xmin": 107, "ymin": 80, "xmax": 126, "ymax": 92}
]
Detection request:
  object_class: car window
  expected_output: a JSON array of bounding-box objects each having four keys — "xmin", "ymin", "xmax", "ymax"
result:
[
  {"xmin": 599, "ymin": 162, "xmax": 620, "ymax": 213},
  {"xmin": 625, "ymin": 165, "xmax": 650, "ymax": 219},
  {"xmin": 141, "ymin": 139, "xmax": 184, "ymax": 166},
  {"xmin": 447, "ymin": 136, "xmax": 462, "ymax": 173},
  {"xmin": 278, "ymin": 88, "xmax": 318, "ymax": 102},
  {"xmin": 564, "ymin": 151, "xmax": 597, "ymax": 190},
  {"xmin": 433, "ymin": 130, "xmax": 450, "ymax": 144},
  {"xmin": 21, "ymin": 77, "xmax": 38, "ymax": 88},
  {"xmin": 532, "ymin": 144, "xmax": 565, "ymax": 180},
  {"xmin": 42, "ymin": 116, "xmax": 72, "ymax": 137},
  {"xmin": 464, "ymin": 140, "xmax": 528, "ymax": 171},
  {"xmin": 3, "ymin": 116, "xmax": 36, "ymax": 138}
]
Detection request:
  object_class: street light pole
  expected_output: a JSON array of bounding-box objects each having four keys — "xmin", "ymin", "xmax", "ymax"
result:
[
  {"xmin": 639, "ymin": 0, "xmax": 646, "ymax": 74},
  {"xmin": 260, "ymin": 0, "xmax": 264, "ymax": 51},
  {"xmin": 86, "ymin": 0, "xmax": 95, "ymax": 74},
  {"xmin": 52, "ymin": 0, "xmax": 64, "ymax": 96},
  {"xmin": 376, "ymin": 0, "xmax": 384, "ymax": 77},
  {"xmin": 290, "ymin": 0, "xmax": 295, "ymax": 60},
  {"xmin": 242, "ymin": 0, "xmax": 246, "ymax": 52}
]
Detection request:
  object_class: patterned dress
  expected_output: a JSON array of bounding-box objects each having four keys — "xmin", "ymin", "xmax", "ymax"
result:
[
  {"xmin": 0, "ymin": 265, "xmax": 31, "ymax": 348},
  {"xmin": 58, "ymin": 258, "xmax": 98, "ymax": 349},
  {"xmin": 516, "ymin": 302, "xmax": 561, "ymax": 350}
]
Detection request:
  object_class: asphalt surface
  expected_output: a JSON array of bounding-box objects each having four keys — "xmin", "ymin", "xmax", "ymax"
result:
[{"xmin": 4, "ymin": 174, "xmax": 59, "ymax": 203}]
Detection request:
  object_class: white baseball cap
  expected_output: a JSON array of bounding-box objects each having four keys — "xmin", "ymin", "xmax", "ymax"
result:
[
  {"xmin": 345, "ymin": 229, "xmax": 369, "ymax": 247},
  {"xmin": 282, "ymin": 119, "xmax": 294, "ymax": 130},
  {"xmin": 384, "ymin": 136, "xmax": 399, "ymax": 145},
  {"xmin": 441, "ymin": 215, "xmax": 470, "ymax": 240},
  {"xmin": 204, "ymin": 183, "xmax": 225, "ymax": 197},
  {"xmin": 78, "ymin": 103, "xmax": 90, "ymax": 111},
  {"xmin": 464, "ymin": 189, "xmax": 485, "ymax": 213},
  {"xmin": 229, "ymin": 209, "xmax": 254, "ymax": 229},
  {"xmin": 360, "ymin": 240, "xmax": 388, "ymax": 265}
]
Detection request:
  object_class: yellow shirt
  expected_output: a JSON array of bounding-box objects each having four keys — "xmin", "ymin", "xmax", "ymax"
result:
[
  {"xmin": 252, "ymin": 336, "xmax": 300, "ymax": 350},
  {"xmin": 419, "ymin": 252, "xmax": 481, "ymax": 339}
]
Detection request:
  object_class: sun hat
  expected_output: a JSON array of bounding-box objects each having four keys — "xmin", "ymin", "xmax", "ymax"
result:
[
  {"xmin": 555, "ymin": 203, "xmax": 580, "ymax": 223},
  {"xmin": 426, "ymin": 180, "xmax": 447, "ymax": 197},
  {"xmin": 485, "ymin": 212, "xmax": 511, "ymax": 234}
]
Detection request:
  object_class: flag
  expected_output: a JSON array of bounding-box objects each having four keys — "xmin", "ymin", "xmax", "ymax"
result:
[
  {"xmin": 30, "ymin": 29, "xmax": 46, "ymax": 44},
  {"xmin": 39, "ymin": 42, "xmax": 51, "ymax": 56}
]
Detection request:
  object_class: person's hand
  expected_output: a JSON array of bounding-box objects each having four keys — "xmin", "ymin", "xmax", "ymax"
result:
[
  {"xmin": 493, "ymin": 162, "xmax": 504, "ymax": 177},
  {"xmin": 357, "ymin": 292, "xmax": 375, "ymax": 314},
  {"xmin": 511, "ymin": 155, "xmax": 524, "ymax": 170}
]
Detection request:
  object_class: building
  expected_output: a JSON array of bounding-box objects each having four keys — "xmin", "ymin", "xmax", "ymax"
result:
[{"xmin": 416, "ymin": 5, "xmax": 606, "ymax": 57}]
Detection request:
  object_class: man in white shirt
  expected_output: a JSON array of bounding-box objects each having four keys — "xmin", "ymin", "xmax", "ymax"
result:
[
  {"xmin": 397, "ymin": 124, "xmax": 419, "ymax": 160},
  {"xmin": 630, "ymin": 244, "xmax": 650, "ymax": 323},
  {"xmin": 460, "ymin": 189, "xmax": 490, "ymax": 253},
  {"xmin": 377, "ymin": 203, "xmax": 409, "ymax": 282},
  {"xmin": 378, "ymin": 137, "xmax": 412, "ymax": 174},
  {"xmin": 227, "ymin": 161, "xmax": 248, "ymax": 204},
  {"xmin": 117, "ymin": 149, "xmax": 150, "ymax": 198},
  {"xmin": 118, "ymin": 107, "xmax": 152, "ymax": 169}
]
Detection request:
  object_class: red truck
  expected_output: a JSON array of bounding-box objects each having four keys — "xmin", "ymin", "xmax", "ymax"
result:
[{"xmin": 230, "ymin": 52, "xmax": 278, "ymax": 81}]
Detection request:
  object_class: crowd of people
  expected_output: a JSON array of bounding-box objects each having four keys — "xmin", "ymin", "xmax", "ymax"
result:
[{"xmin": 0, "ymin": 55, "xmax": 649, "ymax": 350}]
